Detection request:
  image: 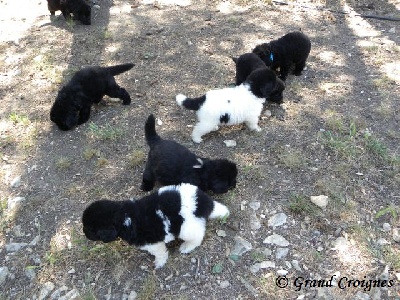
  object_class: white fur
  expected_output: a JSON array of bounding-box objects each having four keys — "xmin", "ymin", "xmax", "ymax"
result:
[
  {"xmin": 140, "ymin": 242, "xmax": 168, "ymax": 269},
  {"xmin": 156, "ymin": 210, "xmax": 174, "ymax": 243},
  {"xmin": 209, "ymin": 201, "xmax": 230, "ymax": 219},
  {"xmin": 176, "ymin": 84, "xmax": 265, "ymax": 143}
]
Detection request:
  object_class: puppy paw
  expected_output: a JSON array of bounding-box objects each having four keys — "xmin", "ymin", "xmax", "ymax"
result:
[
  {"xmin": 154, "ymin": 256, "xmax": 168, "ymax": 269},
  {"xmin": 176, "ymin": 94, "xmax": 187, "ymax": 106},
  {"xmin": 192, "ymin": 136, "xmax": 203, "ymax": 143},
  {"xmin": 179, "ymin": 242, "xmax": 197, "ymax": 254}
]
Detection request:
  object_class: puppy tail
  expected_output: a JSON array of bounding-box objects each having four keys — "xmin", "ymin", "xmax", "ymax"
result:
[
  {"xmin": 145, "ymin": 114, "xmax": 161, "ymax": 146},
  {"xmin": 105, "ymin": 63, "xmax": 135, "ymax": 76},
  {"xmin": 209, "ymin": 201, "xmax": 230, "ymax": 220},
  {"xmin": 176, "ymin": 94, "xmax": 206, "ymax": 111}
]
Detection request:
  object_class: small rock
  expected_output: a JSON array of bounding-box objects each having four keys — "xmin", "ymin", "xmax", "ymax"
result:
[
  {"xmin": 264, "ymin": 110, "xmax": 272, "ymax": 117},
  {"xmin": 382, "ymin": 223, "xmax": 391, "ymax": 232},
  {"xmin": 276, "ymin": 247, "xmax": 289, "ymax": 259},
  {"xmin": 249, "ymin": 213, "xmax": 261, "ymax": 230},
  {"xmin": 249, "ymin": 201, "xmax": 260, "ymax": 211},
  {"xmin": 5, "ymin": 242, "xmax": 28, "ymax": 253},
  {"xmin": 10, "ymin": 176, "xmax": 21, "ymax": 188},
  {"xmin": 93, "ymin": 4, "xmax": 100, "ymax": 9},
  {"xmin": 355, "ymin": 291, "xmax": 370, "ymax": 300},
  {"xmin": 68, "ymin": 268, "xmax": 75, "ymax": 274},
  {"xmin": 332, "ymin": 237, "xmax": 348, "ymax": 251},
  {"xmin": 38, "ymin": 282, "xmax": 55, "ymax": 300},
  {"xmin": 277, "ymin": 269, "xmax": 288, "ymax": 276},
  {"xmin": 259, "ymin": 261, "xmax": 275, "ymax": 269},
  {"xmin": 58, "ymin": 289, "xmax": 80, "ymax": 300},
  {"xmin": 25, "ymin": 268, "xmax": 36, "ymax": 280},
  {"xmin": 376, "ymin": 238, "xmax": 389, "ymax": 246},
  {"xmin": 268, "ymin": 213, "xmax": 287, "ymax": 227},
  {"xmin": 263, "ymin": 234, "xmax": 289, "ymax": 247},
  {"xmin": 310, "ymin": 195, "xmax": 329, "ymax": 209},
  {"xmin": 292, "ymin": 260, "xmax": 302, "ymax": 271},
  {"xmin": 250, "ymin": 263, "xmax": 261, "ymax": 273},
  {"xmin": 389, "ymin": 27, "xmax": 395, "ymax": 33},
  {"xmin": 0, "ymin": 267, "xmax": 9, "ymax": 285},
  {"xmin": 157, "ymin": 118, "xmax": 162, "ymax": 125},
  {"xmin": 8, "ymin": 196, "xmax": 26, "ymax": 211},
  {"xmin": 223, "ymin": 140, "xmax": 236, "ymax": 147},
  {"xmin": 393, "ymin": 228, "xmax": 400, "ymax": 243},
  {"xmin": 50, "ymin": 286, "xmax": 68, "ymax": 299},
  {"xmin": 127, "ymin": 291, "xmax": 137, "ymax": 300},
  {"xmin": 220, "ymin": 280, "xmax": 230, "ymax": 288},
  {"xmin": 231, "ymin": 236, "xmax": 252, "ymax": 256},
  {"xmin": 216, "ymin": 230, "xmax": 226, "ymax": 237},
  {"xmin": 395, "ymin": 272, "xmax": 400, "ymax": 281}
]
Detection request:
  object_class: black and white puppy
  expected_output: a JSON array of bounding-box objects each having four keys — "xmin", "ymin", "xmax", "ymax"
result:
[
  {"xmin": 232, "ymin": 53, "xmax": 285, "ymax": 105},
  {"xmin": 141, "ymin": 114, "xmax": 237, "ymax": 193},
  {"xmin": 50, "ymin": 63, "xmax": 134, "ymax": 131},
  {"xmin": 176, "ymin": 68, "xmax": 285, "ymax": 143},
  {"xmin": 82, "ymin": 183, "xmax": 230, "ymax": 268},
  {"xmin": 47, "ymin": 0, "xmax": 91, "ymax": 25},
  {"xmin": 252, "ymin": 31, "xmax": 311, "ymax": 81}
]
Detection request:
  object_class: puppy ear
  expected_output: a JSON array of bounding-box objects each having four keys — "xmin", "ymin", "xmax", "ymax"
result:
[{"xmin": 193, "ymin": 158, "xmax": 204, "ymax": 169}]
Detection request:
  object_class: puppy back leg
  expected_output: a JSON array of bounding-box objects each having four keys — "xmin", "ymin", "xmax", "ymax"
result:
[
  {"xmin": 294, "ymin": 60, "xmax": 307, "ymax": 76},
  {"xmin": 140, "ymin": 161, "xmax": 156, "ymax": 191},
  {"xmin": 245, "ymin": 117, "xmax": 261, "ymax": 132},
  {"xmin": 78, "ymin": 106, "xmax": 91, "ymax": 125},
  {"xmin": 106, "ymin": 85, "xmax": 131, "ymax": 105},
  {"xmin": 191, "ymin": 122, "xmax": 218, "ymax": 143},
  {"xmin": 140, "ymin": 242, "xmax": 169, "ymax": 269},
  {"xmin": 179, "ymin": 219, "xmax": 206, "ymax": 254},
  {"xmin": 279, "ymin": 63, "xmax": 290, "ymax": 81}
]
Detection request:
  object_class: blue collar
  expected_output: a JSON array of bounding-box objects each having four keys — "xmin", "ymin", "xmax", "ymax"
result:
[{"xmin": 269, "ymin": 52, "xmax": 274, "ymax": 62}]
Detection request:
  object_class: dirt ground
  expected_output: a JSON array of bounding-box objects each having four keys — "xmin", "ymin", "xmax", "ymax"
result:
[{"xmin": 0, "ymin": 0, "xmax": 399, "ymax": 299}]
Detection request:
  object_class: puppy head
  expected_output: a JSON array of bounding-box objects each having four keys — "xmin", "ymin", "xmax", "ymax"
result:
[
  {"xmin": 74, "ymin": 1, "xmax": 91, "ymax": 25},
  {"xmin": 247, "ymin": 68, "xmax": 285, "ymax": 103},
  {"xmin": 252, "ymin": 43, "xmax": 273, "ymax": 66},
  {"xmin": 269, "ymin": 77, "xmax": 286, "ymax": 104},
  {"xmin": 82, "ymin": 200, "xmax": 122, "ymax": 243},
  {"xmin": 202, "ymin": 159, "xmax": 238, "ymax": 194},
  {"xmin": 50, "ymin": 104, "xmax": 79, "ymax": 131}
]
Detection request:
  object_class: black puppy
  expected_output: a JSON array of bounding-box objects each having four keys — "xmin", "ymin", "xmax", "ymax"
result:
[
  {"xmin": 141, "ymin": 114, "xmax": 238, "ymax": 194},
  {"xmin": 47, "ymin": 0, "xmax": 91, "ymax": 25},
  {"xmin": 252, "ymin": 31, "xmax": 311, "ymax": 81},
  {"xmin": 232, "ymin": 53, "xmax": 268, "ymax": 86},
  {"xmin": 50, "ymin": 63, "xmax": 134, "ymax": 131},
  {"xmin": 82, "ymin": 183, "xmax": 230, "ymax": 268}
]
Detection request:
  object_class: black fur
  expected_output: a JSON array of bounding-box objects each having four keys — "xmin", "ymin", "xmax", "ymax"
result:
[
  {"xmin": 141, "ymin": 114, "xmax": 238, "ymax": 194},
  {"xmin": 246, "ymin": 68, "xmax": 286, "ymax": 104},
  {"xmin": 50, "ymin": 63, "xmax": 134, "ymax": 131},
  {"xmin": 47, "ymin": 0, "xmax": 91, "ymax": 25},
  {"xmin": 252, "ymin": 31, "xmax": 311, "ymax": 81},
  {"xmin": 232, "ymin": 53, "xmax": 268, "ymax": 85},
  {"xmin": 177, "ymin": 95, "xmax": 206, "ymax": 111},
  {"xmin": 233, "ymin": 53, "xmax": 285, "ymax": 104}
]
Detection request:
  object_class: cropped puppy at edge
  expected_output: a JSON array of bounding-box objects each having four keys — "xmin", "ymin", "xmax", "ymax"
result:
[
  {"xmin": 141, "ymin": 114, "xmax": 237, "ymax": 194},
  {"xmin": 47, "ymin": 0, "xmax": 91, "ymax": 25},
  {"xmin": 252, "ymin": 31, "xmax": 311, "ymax": 81},
  {"xmin": 232, "ymin": 52, "xmax": 285, "ymax": 104},
  {"xmin": 50, "ymin": 63, "xmax": 134, "ymax": 131},
  {"xmin": 176, "ymin": 67, "xmax": 285, "ymax": 143},
  {"xmin": 82, "ymin": 183, "xmax": 230, "ymax": 268}
]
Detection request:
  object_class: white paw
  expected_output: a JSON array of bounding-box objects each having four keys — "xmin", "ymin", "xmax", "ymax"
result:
[
  {"xmin": 154, "ymin": 256, "xmax": 168, "ymax": 269},
  {"xmin": 254, "ymin": 126, "xmax": 262, "ymax": 132},
  {"xmin": 179, "ymin": 242, "xmax": 196, "ymax": 254},
  {"xmin": 192, "ymin": 136, "xmax": 203, "ymax": 143},
  {"xmin": 176, "ymin": 94, "xmax": 187, "ymax": 106}
]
